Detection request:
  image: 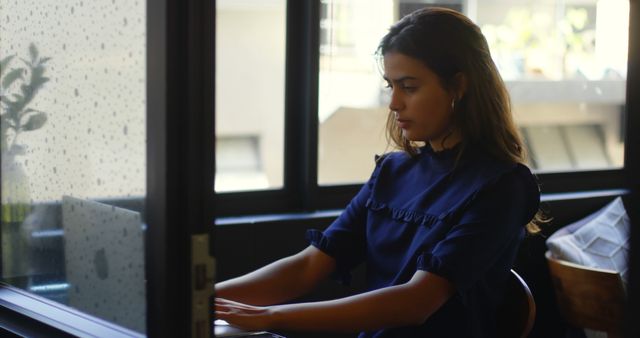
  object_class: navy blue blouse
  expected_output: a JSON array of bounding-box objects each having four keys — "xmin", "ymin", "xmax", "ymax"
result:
[{"xmin": 306, "ymin": 143, "xmax": 540, "ymax": 338}]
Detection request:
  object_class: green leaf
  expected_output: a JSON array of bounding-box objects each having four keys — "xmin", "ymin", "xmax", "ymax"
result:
[
  {"xmin": 38, "ymin": 57, "xmax": 51, "ymax": 64},
  {"xmin": 29, "ymin": 79, "xmax": 49, "ymax": 91},
  {"xmin": 31, "ymin": 65, "xmax": 44, "ymax": 79},
  {"xmin": 20, "ymin": 111, "xmax": 47, "ymax": 131},
  {"xmin": 2, "ymin": 115, "xmax": 17, "ymax": 130},
  {"xmin": 4, "ymin": 103, "xmax": 20, "ymax": 121},
  {"xmin": 0, "ymin": 55, "xmax": 15, "ymax": 78},
  {"xmin": 28, "ymin": 43, "xmax": 38, "ymax": 62},
  {"xmin": 2, "ymin": 98, "xmax": 17, "ymax": 109},
  {"xmin": 20, "ymin": 84, "xmax": 33, "ymax": 97},
  {"xmin": 1, "ymin": 68, "xmax": 24, "ymax": 89}
]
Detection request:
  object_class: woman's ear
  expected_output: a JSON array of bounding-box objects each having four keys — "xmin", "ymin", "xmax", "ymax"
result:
[{"xmin": 452, "ymin": 72, "xmax": 468, "ymax": 100}]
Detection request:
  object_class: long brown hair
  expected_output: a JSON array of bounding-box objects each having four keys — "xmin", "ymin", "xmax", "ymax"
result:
[{"xmin": 376, "ymin": 7, "xmax": 545, "ymax": 233}]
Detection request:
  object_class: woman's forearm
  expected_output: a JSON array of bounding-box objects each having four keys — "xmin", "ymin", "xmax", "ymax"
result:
[
  {"xmin": 268, "ymin": 270, "xmax": 454, "ymax": 332},
  {"xmin": 215, "ymin": 246, "xmax": 335, "ymax": 306},
  {"xmin": 215, "ymin": 255, "xmax": 308, "ymax": 305}
]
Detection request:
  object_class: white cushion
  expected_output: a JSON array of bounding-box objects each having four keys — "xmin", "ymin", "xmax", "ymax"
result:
[{"xmin": 546, "ymin": 197, "xmax": 630, "ymax": 284}]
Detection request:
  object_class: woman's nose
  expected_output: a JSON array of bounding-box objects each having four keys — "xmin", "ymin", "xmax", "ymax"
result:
[{"xmin": 388, "ymin": 89, "xmax": 404, "ymax": 112}]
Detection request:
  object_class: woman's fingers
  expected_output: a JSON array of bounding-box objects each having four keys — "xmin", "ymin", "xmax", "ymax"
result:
[
  {"xmin": 215, "ymin": 300, "xmax": 260, "ymax": 313},
  {"xmin": 213, "ymin": 298, "xmax": 274, "ymax": 330},
  {"xmin": 215, "ymin": 297, "xmax": 239, "ymax": 304},
  {"xmin": 214, "ymin": 298, "xmax": 266, "ymax": 317},
  {"xmin": 215, "ymin": 303, "xmax": 235, "ymax": 314},
  {"xmin": 215, "ymin": 309, "xmax": 268, "ymax": 330},
  {"xmin": 215, "ymin": 298, "xmax": 254, "ymax": 309}
]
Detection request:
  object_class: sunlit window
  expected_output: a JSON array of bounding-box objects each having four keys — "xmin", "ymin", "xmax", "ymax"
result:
[{"xmin": 317, "ymin": 0, "xmax": 628, "ymax": 184}]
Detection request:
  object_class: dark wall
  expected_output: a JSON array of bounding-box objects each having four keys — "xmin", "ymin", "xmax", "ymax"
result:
[{"xmin": 214, "ymin": 193, "xmax": 629, "ymax": 338}]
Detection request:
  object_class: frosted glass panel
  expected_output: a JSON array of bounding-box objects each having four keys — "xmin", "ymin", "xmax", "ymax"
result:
[{"xmin": 0, "ymin": 0, "xmax": 147, "ymax": 333}]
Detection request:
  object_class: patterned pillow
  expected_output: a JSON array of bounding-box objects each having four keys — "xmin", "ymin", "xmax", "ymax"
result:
[{"xmin": 546, "ymin": 197, "xmax": 630, "ymax": 284}]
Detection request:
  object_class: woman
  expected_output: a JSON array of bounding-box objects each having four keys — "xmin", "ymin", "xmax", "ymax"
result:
[{"xmin": 215, "ymin": 7, "xmax": 541, "ymax": 338}]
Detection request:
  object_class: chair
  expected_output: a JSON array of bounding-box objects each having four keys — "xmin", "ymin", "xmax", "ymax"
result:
[
  {"xmin": 545, "ymin": 251, "xmax": 626, "ymax": 338},
  {"xmin": 496, "ymin": 269, "xmax": 536, "ymax": 338}
]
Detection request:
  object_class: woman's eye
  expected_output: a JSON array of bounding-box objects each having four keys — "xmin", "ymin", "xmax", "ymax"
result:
[{"xmin": 383, "ymin": 82, "xmax": 416, "ymax": 92}]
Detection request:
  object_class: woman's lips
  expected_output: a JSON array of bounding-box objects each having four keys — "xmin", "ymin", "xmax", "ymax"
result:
[{"xmin": 396, "ymin": 119, "xmax": 411, "ymax": 129}]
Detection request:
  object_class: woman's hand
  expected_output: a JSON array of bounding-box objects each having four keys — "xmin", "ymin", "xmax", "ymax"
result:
[
  {"xmin": 215, "ymin": 298, "xmax": 277, "ymax": 331},
  {"xmin": 215, "ymin": 270, "xmax": 454, "ymax": 333}
]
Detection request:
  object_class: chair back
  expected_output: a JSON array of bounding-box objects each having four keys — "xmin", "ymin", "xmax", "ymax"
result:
[
  {"xmin": 496, "ymin": 269, "xmax": 536, "ymax": 338},
  {"xmin": 545, "ymin": 251, "xmax": 626, "ymax": 338}
]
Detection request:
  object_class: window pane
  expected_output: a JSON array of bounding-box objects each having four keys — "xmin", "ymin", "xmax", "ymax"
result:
[
  {"xmin": 317, "ymin": 0, "xmax": 628, "ymax": 185},
  {"xmin": 1, "ymin": 0, "xmax": 146, "ymax": 334},
  {"xmin": 318, "ymin": 0, "xmax": 394, "ymax": 185},
  {"xmin": 479, "ymin": 0, "xmax": 628, "ymax": 173},
  {"xmin": 215, "ymin": 0, "xmax": 286, "ymax": 192}
]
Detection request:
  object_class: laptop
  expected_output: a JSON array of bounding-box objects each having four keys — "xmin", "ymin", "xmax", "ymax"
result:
[{"xmin": 61, "ymin": 196, "xmax": 146, "ymax": 333}]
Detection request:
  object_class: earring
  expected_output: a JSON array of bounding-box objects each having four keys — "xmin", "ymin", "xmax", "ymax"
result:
[{"xmin": 451, "ymin": 99, "xmax": 456, "ymax": 111}]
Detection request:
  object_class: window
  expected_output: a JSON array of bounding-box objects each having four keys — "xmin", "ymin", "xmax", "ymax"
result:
[
  {"xmin": 216, "ymin": 136, "xmax": 267, "ymax": 191},
  {"xmin": 1, "ymin": 0, "xmax": 147, "ymax": 334},
  {"xmin": 317, "ymin": 0, "xmax": 393, "ymax": 185},
  {"xmin": 215, "ymin": 0, "xmax": 287, "ymax": 192},
  {"xmin": 479, "ymin": 0, "xmax": 628, "ymax": 172},
  {"xmin": 316, "ymin": 0, "xmax": 629, "ymax": 185},
  {"xmin": 211, "ymin": 0, "xmax": 635, "ymax": 217}
]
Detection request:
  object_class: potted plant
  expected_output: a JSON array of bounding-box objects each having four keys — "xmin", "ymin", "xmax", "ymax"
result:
[{"xmin": 0, "ymin": 43, "xmax": 50, "ymax": 277}]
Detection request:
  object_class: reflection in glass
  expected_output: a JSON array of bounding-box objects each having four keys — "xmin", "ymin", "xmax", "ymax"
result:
[{"xmin": 0, "ymin": 0, "xmax": 146, "ymax": 333}]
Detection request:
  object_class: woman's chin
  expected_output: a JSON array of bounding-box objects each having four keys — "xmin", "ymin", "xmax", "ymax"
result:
[{"xmin": 402, "ymin": 130, "xmax": 426, "ymax": 142}]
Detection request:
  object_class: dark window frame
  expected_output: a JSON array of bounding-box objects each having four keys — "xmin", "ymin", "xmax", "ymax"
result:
[{"xmin": 216, "ymin": 0, "xmax": 638, "ymax": 217}]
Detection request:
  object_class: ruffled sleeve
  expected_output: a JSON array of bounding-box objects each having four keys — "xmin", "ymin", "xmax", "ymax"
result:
[
  {"xmin": 305, "ymin": 153, "xmax": 390, "ymax": 285},
  {"xmin": 416, "ymin": 163, "xmax": 540, "ymax": 294}
]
